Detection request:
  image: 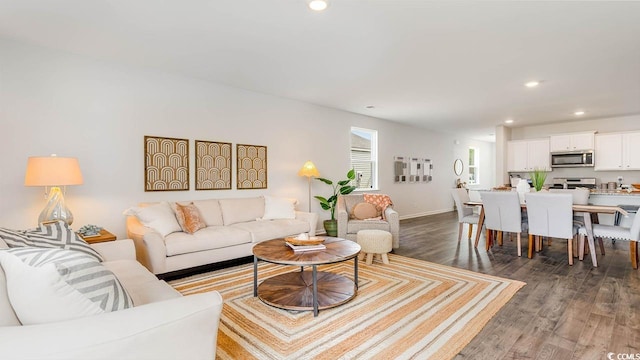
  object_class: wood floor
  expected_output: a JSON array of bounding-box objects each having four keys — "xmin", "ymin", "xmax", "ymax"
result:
[{"xmin": 394, "ymin": 211, "xmax": 640, "ymax": 360}]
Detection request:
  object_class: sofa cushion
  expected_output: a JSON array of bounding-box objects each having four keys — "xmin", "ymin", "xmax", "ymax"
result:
[
  {"xmin": 192, "ymin": 199, "xmax": 224, "ymax": 226},
  {"xmin": 0, "ymin": 264, "xmax": 20, "ymax": 326},
  {"xmin": 0, "ymin": 221, "xmax": 102, "ymax": 262},
  {"xmin": 124, "ymin": 202, "xmax": 181, "ymax": 237},
  {"xmin": 174, "ymin": 203, "xmax": 207, "ymax": 234},
  {"xmin": 347, "ymin": 219, "xmax": 391, "ymax": 234},
  {"xmin": 0, "ymin": 248, "xmax": 132, "ymax": 325},
  {"xmin": 219, "ymin": 197, "xmax": 265, "ymax": 225},
  {"xmin": 103, "ymin": 260, "xmax": 180, "ymax": 306},
  {"xmin": 164, "ymin": 226, "xmax": 252, "ymax": 256},
  {"xmin": 231, "ymin": 219, "xmax": 310, "ymax": 242},
  {"xmin": 262, "ymin": 196, "xmax": 296, "ymax": 220}
]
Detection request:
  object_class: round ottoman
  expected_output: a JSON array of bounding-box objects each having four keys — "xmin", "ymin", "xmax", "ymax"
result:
[{"xmin": 356, "ymin": 229, "xmax": 392, "ymax": 265}]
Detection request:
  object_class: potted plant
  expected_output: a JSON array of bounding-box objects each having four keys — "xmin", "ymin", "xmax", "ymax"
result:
[
  {"xmin": 314, "ymin": 169, "xmax": 356, "ymax": 236},
  {"xmin": 529, "ymin": 168, "xmax": 548, "ymax": 191}
]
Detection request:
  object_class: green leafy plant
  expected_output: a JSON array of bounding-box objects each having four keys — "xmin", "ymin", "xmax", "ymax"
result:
[
  {"xmin": 529, "ymin": 168, "xmax": 547, "ymax": 191},
  {"xmin": 314, "ymin": 169, "xmax": 356, "ymax": 220}
]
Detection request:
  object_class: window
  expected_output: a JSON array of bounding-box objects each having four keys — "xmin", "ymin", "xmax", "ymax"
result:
[
  {"xmin": 350, "ymin": 127, "xmax": 378, "ymax": 190},
  {"xmin": 468, "ymin": 147, "xmax": 479, "ymax": 184}
]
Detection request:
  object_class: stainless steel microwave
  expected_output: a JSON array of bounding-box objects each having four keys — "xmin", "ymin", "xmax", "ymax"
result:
[{"xmin": 550, "ymin": 150, "xmax": 594, "ymax": 168}]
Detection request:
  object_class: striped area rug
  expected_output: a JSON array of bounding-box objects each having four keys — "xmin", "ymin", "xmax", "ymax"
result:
[{"xmin": 169, "ymin": 254, "xmax": 525, "ymax": 359}]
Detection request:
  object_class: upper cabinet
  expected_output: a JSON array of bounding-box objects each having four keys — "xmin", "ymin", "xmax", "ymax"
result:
[
  {"xmin": 549, "ymin": 132, "xmax": 595, "ymax": 152},
  {"xmin": 594, "ymin": 131, "xmax": 640, "ymax": 171},
  {"xmin": 507, "ymin": 138, "xmax": 550, "ymax": 172}
]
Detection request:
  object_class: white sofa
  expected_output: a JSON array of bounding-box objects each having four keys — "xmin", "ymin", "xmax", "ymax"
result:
[
  {"xmin": 0, "ymin": 239, "xmax": 223, "ymax": 360},
  {"xmin": 126, "ymin": 196, "xmax": 318, "ymax": 275}
]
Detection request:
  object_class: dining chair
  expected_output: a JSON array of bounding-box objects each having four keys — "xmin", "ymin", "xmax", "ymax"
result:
[
  {"xmin": 450, "ymin": 188, "xmax": 480, "ymax": 241},
  {"xmin": 479, "ymin": 191, "xmax": 527, "ymax": 257},
  {"xmin": 548, "ymin": 188, "xmax": 601, "ymax": 254},
  {"xmin": 577, "ymin": 209, "xmax": 640, "ymax": 269},
  {"xmin": 525, "ymin": 192, "xmax": 577, "ymax": 265}
]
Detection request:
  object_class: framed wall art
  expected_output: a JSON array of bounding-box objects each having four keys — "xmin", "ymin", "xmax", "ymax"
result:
[
  {"xmin": 144, "ymin": 136, "xmax": 189, "ymax": 191},
  {"xmin": 195, "ymin": 140, "xmax": 232, "ymax": 190},
  {"xmin": 236, "ymin": 144, "xmax": 267, "ymax": 189}
]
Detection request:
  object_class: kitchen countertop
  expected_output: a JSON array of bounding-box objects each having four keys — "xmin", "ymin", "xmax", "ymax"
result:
[{"xmin": 590, "ymin": 189, "xmax": 640, "ymax": 196}]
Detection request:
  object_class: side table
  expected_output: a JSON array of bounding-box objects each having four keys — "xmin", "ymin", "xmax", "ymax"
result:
[{"xmin": 77, "ymin": 229, "xmax": 117, "ymax": 244}]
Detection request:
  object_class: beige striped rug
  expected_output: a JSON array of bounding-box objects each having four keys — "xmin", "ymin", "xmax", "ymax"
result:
[{"xmin": 169, "ymin": 254, "xmax": 525, "ymax": 360}]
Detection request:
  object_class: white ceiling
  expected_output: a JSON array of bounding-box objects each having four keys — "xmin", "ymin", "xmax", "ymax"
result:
[{"xmin": 1, "ymin": 0, "xmax": 639, "ymax": 141}]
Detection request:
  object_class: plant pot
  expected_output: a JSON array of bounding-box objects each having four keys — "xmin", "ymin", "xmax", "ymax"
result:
[{"xmin": 323, "ymin": 219, "xmax": 338, "ymax": 237}]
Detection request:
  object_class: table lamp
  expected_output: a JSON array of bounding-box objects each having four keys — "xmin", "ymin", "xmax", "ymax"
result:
[
  {"xmin": 24, "ymin": 154, "xmax": 83, "ymax": 225},
  {"xmin": 298, "ymin": 161, "xmax": 319, "ymax": 212}
]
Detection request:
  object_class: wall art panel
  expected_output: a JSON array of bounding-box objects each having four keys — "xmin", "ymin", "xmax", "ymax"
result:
[
  {"xmin": 195, "ymin": 140, "xmax": 232, "ymax": 190},
  {"xmin": 144, "ymin": 136, "xmax": 189, "ymax": 191},
  {"xmin": 236, "ymin": 144, "xmax": 267, "ymax": 189}
]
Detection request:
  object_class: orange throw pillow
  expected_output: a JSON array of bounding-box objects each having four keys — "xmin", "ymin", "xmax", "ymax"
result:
[
  {"xmin": 352, "ymin": 202, "xmax": 379, "ymax": 220},
  {"xmin": 174, "ymin": 203, "xmax": 207, "ymax": 234}
]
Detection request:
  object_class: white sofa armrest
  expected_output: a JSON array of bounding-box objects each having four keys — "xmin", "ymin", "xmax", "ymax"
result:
[
  {"xmin": 295, "ymin": 211, "xmax": 319, "ymax": 236},
  {"xmin": 384, "ymin": 206, "xmax": 400, "ymax": 248},
  {"xmin": 0, "ymin": 291, "xmax": 223, "ymax": 360},
  {"xmin": 126, "ymin": 216, "xmax": 168, "ymax": 274},
  {"xmin": 91, "ymin": 239, "xmax": 136, "ymax": 262}
]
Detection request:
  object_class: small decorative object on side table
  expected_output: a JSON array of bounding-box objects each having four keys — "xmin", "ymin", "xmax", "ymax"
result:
[{"xmin": 77, "ymin": 224, "xmax": 116, "ymax": 244}]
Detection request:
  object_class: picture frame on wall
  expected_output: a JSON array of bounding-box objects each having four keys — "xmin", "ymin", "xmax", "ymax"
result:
[
  {"xmin": 195, "ymin": 140, "xmax": 232, "ymax": 190},
  {"xmin": 236, "ymin": 144, "xmax": 267, "ymax": 189},
  {"xmin": 144, "ymin": 135, "xmax": 189, "ymax": 191}
]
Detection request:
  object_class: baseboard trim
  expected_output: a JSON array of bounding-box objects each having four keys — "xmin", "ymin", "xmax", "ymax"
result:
[{"xmin": 399, "ymin": 208, "xmax": 453, "ymax": 220}]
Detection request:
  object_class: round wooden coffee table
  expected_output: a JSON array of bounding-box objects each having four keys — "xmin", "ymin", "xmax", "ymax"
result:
[{"xmin": 252, "ymin": 237, "xmax": 361, "ymax": 317}]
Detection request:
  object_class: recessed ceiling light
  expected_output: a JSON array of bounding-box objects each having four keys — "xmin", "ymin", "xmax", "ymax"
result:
[
  {"xmin": 309, "ymin": 0, "xmax": 328, "ymax": 11},
  {"xmin": 574, "ymin": 110, "xmax": 585, "ymax": 116},
  {"xmin": 524, "ymin": 81, "xmax": 540, "ymax": 88},
  {"xmin": 504, "ymin": 119, "xmax": 514, "ymax": 124}
]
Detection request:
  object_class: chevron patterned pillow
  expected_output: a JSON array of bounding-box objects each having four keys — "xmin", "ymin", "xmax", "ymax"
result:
[
  {"xmin": 0, "ymin": 221, "xmax": 102, "ymax": 262},
  {"xmin": 0, "ymin": 247, "xmax": 133, "ymax": 325}
]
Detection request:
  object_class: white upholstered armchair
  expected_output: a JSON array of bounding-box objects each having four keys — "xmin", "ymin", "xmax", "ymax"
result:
[{"xmin": 336, "ymin": 194, "xmax": 400, "ymax": 248}]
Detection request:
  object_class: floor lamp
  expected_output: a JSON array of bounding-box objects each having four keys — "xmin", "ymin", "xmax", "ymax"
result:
[
  {"xmin": 298, "ymin": 161, "xmax": 319, "ymax": 212},
  {"xmin": 24, "ymin": 154, "xmax": 84, "ymax": 225}
]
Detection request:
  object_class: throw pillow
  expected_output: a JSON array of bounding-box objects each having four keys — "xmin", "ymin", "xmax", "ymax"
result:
[
  {"xmin": 262, "ymin": 196, "xmax": 296, "ymax": 220},
  {"xmin": 352, "ymin": 202, "xmax": 379, "ymax": 220},
  {"xmin": 0, "ymin": 247, "xmax": 133, "ymax": 325},
  {"xmin": 0, "ymin": 221, "xmax": 102, "ymax": 262},
  {"xmin": 174, "ymin": 202, "xmax": 207, "ymax": 234},
  {"xmin": 122, "ymin": 201, "xmax": 181, "ymax": 237}
]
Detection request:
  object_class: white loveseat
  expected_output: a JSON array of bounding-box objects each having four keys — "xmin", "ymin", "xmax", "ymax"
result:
[
  {"xmin": 0, "ymin": 239, "xmax": 223, "ymax": 360},
  {"xmin": 126, "ymin": 196, "xmax": 318, "ymax": 275}
]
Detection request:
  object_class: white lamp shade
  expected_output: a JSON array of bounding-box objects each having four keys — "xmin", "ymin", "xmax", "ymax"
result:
[{"xmin": 24, "ymin": 156, "xmax": 84, "ymax": 186}]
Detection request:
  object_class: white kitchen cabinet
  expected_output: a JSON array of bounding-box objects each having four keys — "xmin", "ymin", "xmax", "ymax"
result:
[
  {"xmin": 507, "ymin": 139, "xmax": 550, "ymax": 172},
  {"xmin": 594, "ymin": 131, "xmax": 640, "ymax": 171},
  {"xmin": 549, "ymin": 132, "xmax": 594, "ymax": 152},
  {"xmin": 622, "ymin": 132, "xmax": 640, "ymax": 170}
]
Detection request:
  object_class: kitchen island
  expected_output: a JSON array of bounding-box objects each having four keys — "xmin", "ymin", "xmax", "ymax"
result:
[{"xmin": 589, "ymin": 190, "xmax": 640, "ymax": 226}]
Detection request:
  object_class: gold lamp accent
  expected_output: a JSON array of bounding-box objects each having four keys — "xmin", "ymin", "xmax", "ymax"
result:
[
  {"xmin": 24, "ymin": 154, "xmax": 83, "ymax": 225},
  {"xmin": 298, "ymin": 161, "xmax": 319, "ymax": 212}
]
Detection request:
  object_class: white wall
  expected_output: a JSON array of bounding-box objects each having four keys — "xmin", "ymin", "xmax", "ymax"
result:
[
  {"xmin": 0, "ymin": 38, "xmax": 494, "ymax": 237},
  {"xmin": 506, "ymin": 114, "xmax": 640, "ymax": 185}
]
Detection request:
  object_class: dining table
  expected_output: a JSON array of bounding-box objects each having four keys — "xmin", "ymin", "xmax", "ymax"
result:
[{"xmin": 464, "ymin": 200, "xmax": 629, "ymax": 267}]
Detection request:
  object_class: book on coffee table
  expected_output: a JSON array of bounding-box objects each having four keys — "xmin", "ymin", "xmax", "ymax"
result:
[{"xmin": 286, "ymin": 242, "xmax": 326, "ymax": 252}]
